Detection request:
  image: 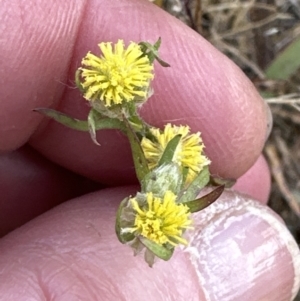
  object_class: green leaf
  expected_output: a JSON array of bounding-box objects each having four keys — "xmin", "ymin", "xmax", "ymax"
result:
[
  {"xmin": 139, "ymin": 237, "xmax": 174, "ymax": 261},
  {"xmin": 153, "ymin": 36, "xmax": 162, "ymax": 49},
  {"xmin": 124, "ymin": 119, "xmax": 150, "ymax": 182},
  {"xmin": 153, "ymin": 37, "xmax": 170, "ymax": 67},
  {"xmin": 93, "ymin": 116, "xmax": 125, "ymax": 132},
  {"xmin": 155, "ymin": 56, "xmax": 171, "ymax": 68},
  {"xmin": 139, "ymin": 38, "xmax": 170, "ymax": 67},
  {"xmin": 34, "ymin": 108, "xmax": 90, "ymax": 131},
  {"xmin": 115, "ymin": 197, "xmax": 135, "ymax": 244},
  {"xmin": 265, "ymin": 37, "xmax": 300, "ymax": 80},
  {"xmin": 210, "ymin": 175, "xmax": 236, "ymax": 188},
  {"xmin": 184, "ymin": 185, "xmax": 224, "ymax": 213},
  {"xmin": 34, "ymin": 108, "xmax": 125, "ymax": 133},
  {"xmin": 178, "ymin": 166, "xmax": 210, "ymax": 203},
  {"xmin": 158, "ymin": 134, "xmax": 181, "ymax": 166}
]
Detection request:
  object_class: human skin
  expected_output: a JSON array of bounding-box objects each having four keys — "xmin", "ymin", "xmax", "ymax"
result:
[{"xmin": 0, "ymin": 0, "xmax": 299, "ymax": 300}]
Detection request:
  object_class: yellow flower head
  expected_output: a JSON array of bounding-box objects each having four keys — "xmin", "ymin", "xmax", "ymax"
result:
[
  {"xmin": 79, "ymin": 40, "xmax": 154, "ymax": 107},
  {"xmin": 127, "ymin": 191, "xmax": 192, "ymax": 246},
  {"xmin": 141, "ymin": 124, "xmax": 211, "ymax": 183}
]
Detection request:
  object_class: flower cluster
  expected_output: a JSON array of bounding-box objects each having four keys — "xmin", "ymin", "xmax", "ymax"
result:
[
  {"xmin": 79, "ymin": 40, "xmax": 154, "ymax": 107},
  {"xmin": 38, "ymin": 38, "xmax": 225, "ymax": 267},
  {"xmin": 141, "ymin": 123, "xmax": 211, "ymax": 184},
  {"xmin": 123, "ymin": 191, "xmax": 192, "ymax": 246}
]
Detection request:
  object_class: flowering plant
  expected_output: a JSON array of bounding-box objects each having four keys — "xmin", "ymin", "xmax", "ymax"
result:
[{"xmin": 36, "ymin": 38, "xmax": 230, "ymax": 267}]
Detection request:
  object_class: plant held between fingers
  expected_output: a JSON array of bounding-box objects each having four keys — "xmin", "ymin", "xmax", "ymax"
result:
[{"xmin": 35, "ymin": 38, "xmax": 230, "ymax": 267}]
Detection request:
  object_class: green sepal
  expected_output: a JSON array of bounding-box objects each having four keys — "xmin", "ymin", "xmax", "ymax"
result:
[
  {"xmin": 115, "ymin": 197, "xmax": 135, "ymax": 244},
  {"xmin": 177, "ymin": 166, "xmax": 210, "ymax": 203},
  {"xmin": 124, "ymin": 119, "xmax": 150, "ymax": 182},
  {"xmin": 158, "ymin": 134, "xmax": 181, "ymax": 166},
  {"xmin": 139, "ymin": 236, "xmax": 174, "ymax": 261},
  {"xmin": 75, "ymin": 69, "xmax": 85, "ymax": 93},
  {"xmin": 183, "ymin": 185, "xmax": 225, "ymax": 213},
  {"xmin": 210, "ymin": 175, "xmax": 236, "ymax": 188},
  {"xmin": 34, "ymin": 108, "xmax": 125, "ymax": 134},
  {"xmin": 139, "ymin": 37, "xmax": 170, "ymax": 67}
]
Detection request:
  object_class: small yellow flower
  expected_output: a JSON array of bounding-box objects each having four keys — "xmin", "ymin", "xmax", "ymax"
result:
[
  {"xmin": 125, "ymin": 191, "xmax": 192, "ymax": 246},
  {"xmin": 79, "ymin": 40, "xmax": 154, "ymax": 107},
  {"xmin": 141, "ymin": 124, "xmax": 211, "ymax": 183}
]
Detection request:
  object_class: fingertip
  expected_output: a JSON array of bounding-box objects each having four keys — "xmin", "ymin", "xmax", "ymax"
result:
[
  {"xmin": 187, "ymin": 189, "xmax": 300, "ymax": 301},
  {"xmin": 232, "ymin": 154, "xmax": 271, "ymax": 204},
  {"xmin": 0, "ymin": 0, "xmax": 86, "ymax": 152}
]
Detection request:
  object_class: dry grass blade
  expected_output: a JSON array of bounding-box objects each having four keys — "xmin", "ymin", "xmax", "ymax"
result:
[
  {"xmin": 265, "ymin": 144, "xmax": 300, "ymax": 217},
  {"xmin": 266, "ymin": 93, "xmax": 300, "ymax": 104}
]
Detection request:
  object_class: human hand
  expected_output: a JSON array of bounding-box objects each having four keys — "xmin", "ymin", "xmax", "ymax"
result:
[{"xmin": 1, "ymin": 0, "xmax": 299, "ymax": 300}]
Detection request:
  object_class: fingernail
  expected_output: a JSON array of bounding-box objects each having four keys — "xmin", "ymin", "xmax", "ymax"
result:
[
  {"xmin": 264, "ymin": 99, "xmax": 273, "ymax": 142},
  {"xmin": 185, "ymin": 190, "xmax": 300, "ymax": 301}
]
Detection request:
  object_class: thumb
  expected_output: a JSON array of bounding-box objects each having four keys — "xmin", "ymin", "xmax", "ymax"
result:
[{"xmin": 0, "ymin": 187, "xmax": 299, "ymax": 300}]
